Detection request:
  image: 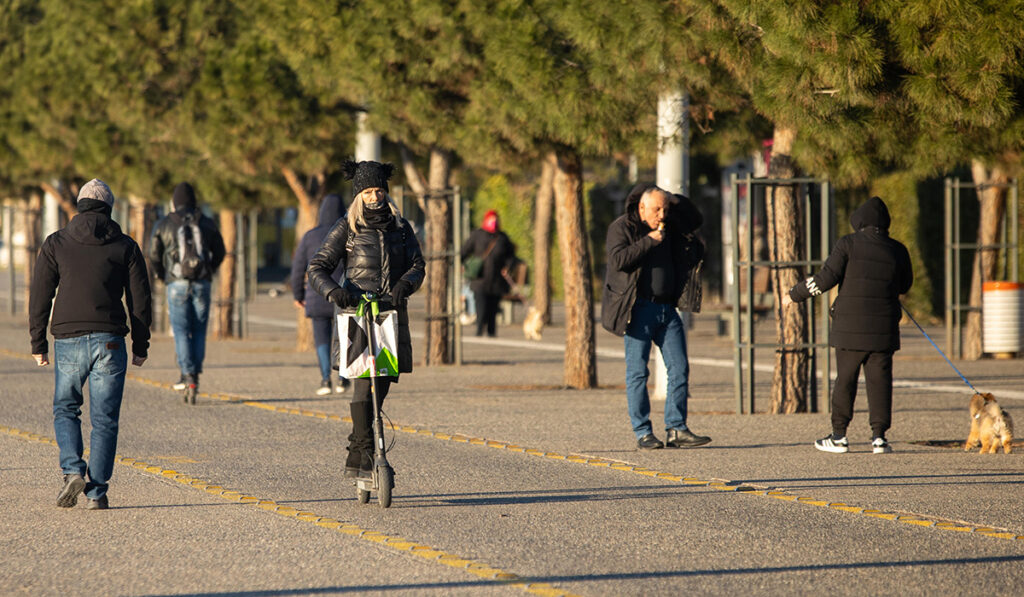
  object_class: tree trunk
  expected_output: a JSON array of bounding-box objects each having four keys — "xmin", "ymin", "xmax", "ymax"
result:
[
  {"xmin": 216, "ymin": 210, "xmax": 238, "ymax": 339},
  {"xmin": 23, "ymin": 191, "xmax": 42, "ymax": 315},
  {"xmin": 531, "ymin": 153, "xmax": 556, "ymax": 325},
  {"xmin": 767, "ymin": 127, "xmax": 809, "ymax": 413},
  {"xmin": 963, "ymin": 160, "xmax": 1009, "ymax": 360},
  {"xmin": 552, "ymin": 149, "xmax": 597, "ymax": 388},
  {"xmin": 39, "ymin": 181, "xmax": 77, "ymax": 222},
  {"xmin": 401, "ymin": 147, "xmax": 453, "ymax": 365},
  {"xmin": 282, "ymin": 167, "xmax": 321, "ymax": 352}
]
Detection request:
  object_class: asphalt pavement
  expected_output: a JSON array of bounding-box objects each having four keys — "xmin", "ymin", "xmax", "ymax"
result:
[{"xmin": 2, "ymin": 286, "xmax": 1023, "ymax": 596}]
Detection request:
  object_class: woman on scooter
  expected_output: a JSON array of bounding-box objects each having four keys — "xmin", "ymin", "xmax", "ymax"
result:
[{"xmin": 307, "ymin": 160, "xmax": 425, "ymax": 478}]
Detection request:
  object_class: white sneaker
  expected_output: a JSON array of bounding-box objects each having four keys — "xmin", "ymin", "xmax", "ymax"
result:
[
  {"xmin": 815, "ymin": 435, "xmax": 849, "ymax": 453},
  {"xmin": 872, "ymin": 437, "xmax": 893, "ymax": 454},
  {"xmin": 315, "ymin": 379, "xmax": 332, "ymax": 396}
]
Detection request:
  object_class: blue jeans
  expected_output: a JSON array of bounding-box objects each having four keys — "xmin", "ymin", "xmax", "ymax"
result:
[
  {"xmin": 167, "ymin": 280, "xmax": 211, "ymax": 376},
  {"xmin": 53, "ymin": 333, "xmax": 128, "ymax": 499},
  {"xmin": 624, "ymin": 298, "xmax": 690, "ymax": 438},
  {"xmin": 312, "ymin": 316, "xmax": 333, "ymax": 381}
]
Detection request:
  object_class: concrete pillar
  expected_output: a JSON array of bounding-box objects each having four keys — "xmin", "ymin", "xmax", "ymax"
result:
[
  {"xmin": 355, "ymin": 111, "xmax": 382, "ymax": 162},
  {"xmin": 42, "ymin": 184, "xmax": 61, "ymax": 238},
  {"xmin": 653, "ymin": 91, "xmax": 690, "ymax": 402}
]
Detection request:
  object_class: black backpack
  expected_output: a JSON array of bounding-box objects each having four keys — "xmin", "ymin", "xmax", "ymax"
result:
[{"xmin": 173, "ymin": 213, "xmax": 210, "ymax": 280}]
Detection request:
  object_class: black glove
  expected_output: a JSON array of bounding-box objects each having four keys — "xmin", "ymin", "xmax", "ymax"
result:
[
  {"xmin": 391, "ymin": 280, "xmax": 412, "ymax": 304},
  {"xmin": 328, "ymin": 288, "xmax": 358, "ymax": 308}
]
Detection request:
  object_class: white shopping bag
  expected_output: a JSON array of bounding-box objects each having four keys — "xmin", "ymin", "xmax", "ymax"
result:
[{"xmin": 337, "ymin": 308, "xmax": 400, "ymax": 378}]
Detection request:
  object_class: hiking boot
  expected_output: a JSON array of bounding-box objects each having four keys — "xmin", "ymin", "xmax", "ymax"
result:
[
  {"xmin": 666, "ymin": 428, "xmax": 712, "ymax": 448},
  {"xmin": 57, "ymin": 474, "xmax": 86, "ymax": 508},
  {"xmin": 172, "ymin": 376, "xmax": 188, "ymax": 391},
  {"xmin": 637, "ymin": 434, "xmax": 664, "ymax": 450},
  {"xmin": 85, "ymin": 495, "xmax": 109, "ymax": 510},
  {"xmin": 815, "ymin": 435, "xmax": 849, "ymax": 453},
  {"xmin": 316, "ymin": 379, "xmax": 332, "ymax": 396},
  {"xmin": 872, "ymin": 437, "xmax": 893, "ymax": 454}
]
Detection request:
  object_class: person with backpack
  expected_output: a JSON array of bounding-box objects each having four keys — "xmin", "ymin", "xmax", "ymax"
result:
[
  {"xmin": 291, "ymin": 193, "xmax": 351, "ymax": 396},
  {"xmin": 148, "ymin": 182, "xmax": 226, "ymax": 398},
  {"xmin": 30, "ymin": 179, "xmax": 152, "ymax": 509}
]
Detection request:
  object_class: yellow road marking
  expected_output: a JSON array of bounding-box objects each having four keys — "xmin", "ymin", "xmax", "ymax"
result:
[
  {"xmin": 4, "ymin": 348, "xmax": 1022, "ymax": 544},
  {"xmin": 0, "ymin": 425, "xmax": 580, "ymax": 597}
]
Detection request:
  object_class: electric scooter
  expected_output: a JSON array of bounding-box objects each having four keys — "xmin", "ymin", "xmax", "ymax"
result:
[{"xmin": 353, "ymin": 293, "xmax": 395, "ymax": 508}]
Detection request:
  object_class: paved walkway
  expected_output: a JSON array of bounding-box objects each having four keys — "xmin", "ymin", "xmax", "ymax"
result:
[{"xmin": 2, "ymin": 288, "xmax": 1023, "ymax": 596}]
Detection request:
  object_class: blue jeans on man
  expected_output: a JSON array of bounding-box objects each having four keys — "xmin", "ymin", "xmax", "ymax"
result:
[
  {"xmin": 167, "ymin": 280, "xmax": 211, "ymax": 377},
  {"xmin": 624, "ymin": 298, "xmax": 690, "ymax": 438},
  {"xmin": 52, "ymin": 333, "xmax": 128, "ymax": 500}
]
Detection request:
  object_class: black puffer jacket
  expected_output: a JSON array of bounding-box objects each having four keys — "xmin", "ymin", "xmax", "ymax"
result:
[
  {"xmin": 29, "ymin": 203, "xmax": 152, "ymax": 357},
  {"xmin": 601, "ymin": 183, "xmax": 704, "ymax": 337},
  {"xmin": 788, "ymin": 196, "xmax": 913, "ymax": 352},
  {"xmin": 148, "ymin": 208, "xmax": 226, "ymax": 283},
  {"xmin": 307, "ymin": 215, "xmax": 425, "ymax": 373}
]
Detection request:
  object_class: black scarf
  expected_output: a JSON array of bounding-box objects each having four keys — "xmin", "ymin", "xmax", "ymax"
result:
[{"xmin": 363, "ymin": 203, "xmax": 393, "ymax": 230}]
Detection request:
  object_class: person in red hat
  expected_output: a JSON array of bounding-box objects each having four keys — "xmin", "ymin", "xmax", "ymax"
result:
[{"xmin": 461, "ymin": 209, "xmax": 518, "ymax": 337}]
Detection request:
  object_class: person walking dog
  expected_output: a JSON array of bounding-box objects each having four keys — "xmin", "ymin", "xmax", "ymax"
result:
[
  {"xmin": 30, "ymin": 179, "xmax": 152, "ymax": 509},
  {"xmin": 307, "ymin": 160, "xmax": 425, "ymax": 478},
  {"xmin": 783, "ymin": 196, "xmax": 913, "ymax": 454},
  {"xmin": 601, "ymin": 183, "xmax": 710, "ymax": 450}
]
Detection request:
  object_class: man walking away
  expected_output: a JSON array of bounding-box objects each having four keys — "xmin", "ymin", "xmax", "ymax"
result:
[
  {"xmin": 783, "ymin": 196, "xmax": 913, "ymax": 454},
  {"xmin": 602, "ymin": 184, "xmax": 711, "ymax": 450},
  {"xmin": 30, "ymin": 179, "xmax": 152, "ymax": 510},
  {"xmin": 148, "ymin": 182, "xmax": 226, "ymax": 400}
]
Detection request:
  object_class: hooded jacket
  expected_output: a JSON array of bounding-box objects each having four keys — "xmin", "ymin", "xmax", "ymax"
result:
[
  {"xmin": 307, "ymin": 211, "xmax": 425, "ymax": 374},
  {"xmin": 29, "ymin": 203, "xmax": 152, "ymax": 357},
  {"xmin": 148, "ymin": 204, "xmax": 226, "ymax": 283},
  {"xmin": 788, "ymin": 196, "xmax": 914, "ymax": 351},
  {"xmin": 601, "ymin": 183, "xmax": 704, "ymax": 337},
  {"xmin": 291, "ymin": 194, "xmax": 346, "ymax": 319},
  {"xmin": 460, "ymin": 227, "xmax": 516, "ymax": 297}
]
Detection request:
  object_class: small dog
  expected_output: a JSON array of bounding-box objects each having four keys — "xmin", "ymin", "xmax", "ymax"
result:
[
  {"xmin": 965, "ymin": 393, "xmax": 1014, "ymax": 454},
  {"xmin": 522, "ymin": 306, "xmax": 544, "ymax": 341}
]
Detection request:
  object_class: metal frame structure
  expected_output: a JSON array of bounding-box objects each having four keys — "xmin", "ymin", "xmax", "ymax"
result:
[
  {"xmin": 944, "ymin": 178, "xmax": 1020, "ymax": 359},
  {"xmin": 396, "ymin": 186, "xmax": 465, "ymax": 366},
  {"xmin": 729, "ymin": 173, "xmax": 833, "ymax": 414}
]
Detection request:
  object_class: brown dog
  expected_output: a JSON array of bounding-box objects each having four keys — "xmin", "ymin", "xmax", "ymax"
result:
[{"xmin": 965, "ymin": 393, "xmax": 1015, "ymax": 454}]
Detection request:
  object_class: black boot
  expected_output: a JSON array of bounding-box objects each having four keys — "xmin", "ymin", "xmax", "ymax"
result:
[{"xmin": 344, "ymin": 401, "xmax": 373, "ymax": 478}]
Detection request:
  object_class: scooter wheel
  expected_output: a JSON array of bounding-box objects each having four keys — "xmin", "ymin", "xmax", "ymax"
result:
[
  {"xmin": 357, "ymin": 488, "xmax": 370, "ymax": 504},
  {"xmin": 377, "ymin": 466, "xmax": 393, "ymax": 508}
]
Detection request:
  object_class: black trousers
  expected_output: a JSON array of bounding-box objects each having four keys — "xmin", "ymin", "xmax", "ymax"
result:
[
  {"xmin": 475, "ymin": 292, "xmax": 502, "ymax": 337},
  {"xmin": 348, "ymin": 377, "xmax": 392, "ymax": 452},
  {"xmin": 831, "ymin": 348, "xmax": 893, "ymax": 438}
]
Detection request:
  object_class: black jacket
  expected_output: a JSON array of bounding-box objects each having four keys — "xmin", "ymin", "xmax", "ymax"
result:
[
  {"xmin": 291, "ymin": 195, "xmax": 346, "ymax": 319},
  {"xmin": 788, "ymin": 197, "xmax": 913, "ymax": 352},
  {"xmin": 307, "ymin": 214, "xmax": 425, "ymax": 373},
  {"xmin": 601, "ymin": 184, "xmax": 704, "ymax": 337},
  {"xmin": 148, "ymin": 208, "xmax": 226, "ymax": 283},
  {"xmin": 460, "ymin": 228, "xmax": 516, "ymax": 297},
  {"xmin": 29, "ymin": 206, "xmax": 152, "ymax": 357}
]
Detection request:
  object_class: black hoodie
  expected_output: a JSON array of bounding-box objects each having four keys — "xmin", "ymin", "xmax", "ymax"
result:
[
  {"xmin": 788, "ymin": 196, "xmax": 913, "ymax": 351},
  {"xmin": 29, "ymin": 203, "xmax": 152, "ymax": 356},
  {"xmin": 600, "ymin": 183, "xmax": 704, "ymax": 337},
  {"xmin": 291, "ymin": 194, "xmax": 347, "ymax": 319}
]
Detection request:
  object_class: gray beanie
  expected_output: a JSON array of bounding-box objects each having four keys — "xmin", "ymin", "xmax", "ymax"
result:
[{"xmin": 77, "ymin": 179, "xmax": 115, "ymax": 207}]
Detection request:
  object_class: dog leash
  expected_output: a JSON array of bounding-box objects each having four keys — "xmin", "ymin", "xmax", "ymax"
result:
[{"xmin": 900, "ymin": 303, "xmax": 980, "ymax": 394}]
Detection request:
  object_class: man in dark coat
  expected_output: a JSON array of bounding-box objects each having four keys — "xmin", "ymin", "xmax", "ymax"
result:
[
  {"xmin": 148, "ymin": 182, "xmax": 226, "ymax": 398},
  {"xmin": 30, "ymin": 179, "xmax": 152, "ymax": 510},
  {"xmin": 291, "ymin": 194, "xmax": 350, "ymax": 395},
  {"xmin": 601, "ymin": 183, "xmax": 709, "ymax": 450},
  {"xmin": 783, "ymin": 196, "xmax": 913, "ymax": 454},
  {"xmin": 460, "ymin": 209, "xmax": 517, "ymax": 337}
]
